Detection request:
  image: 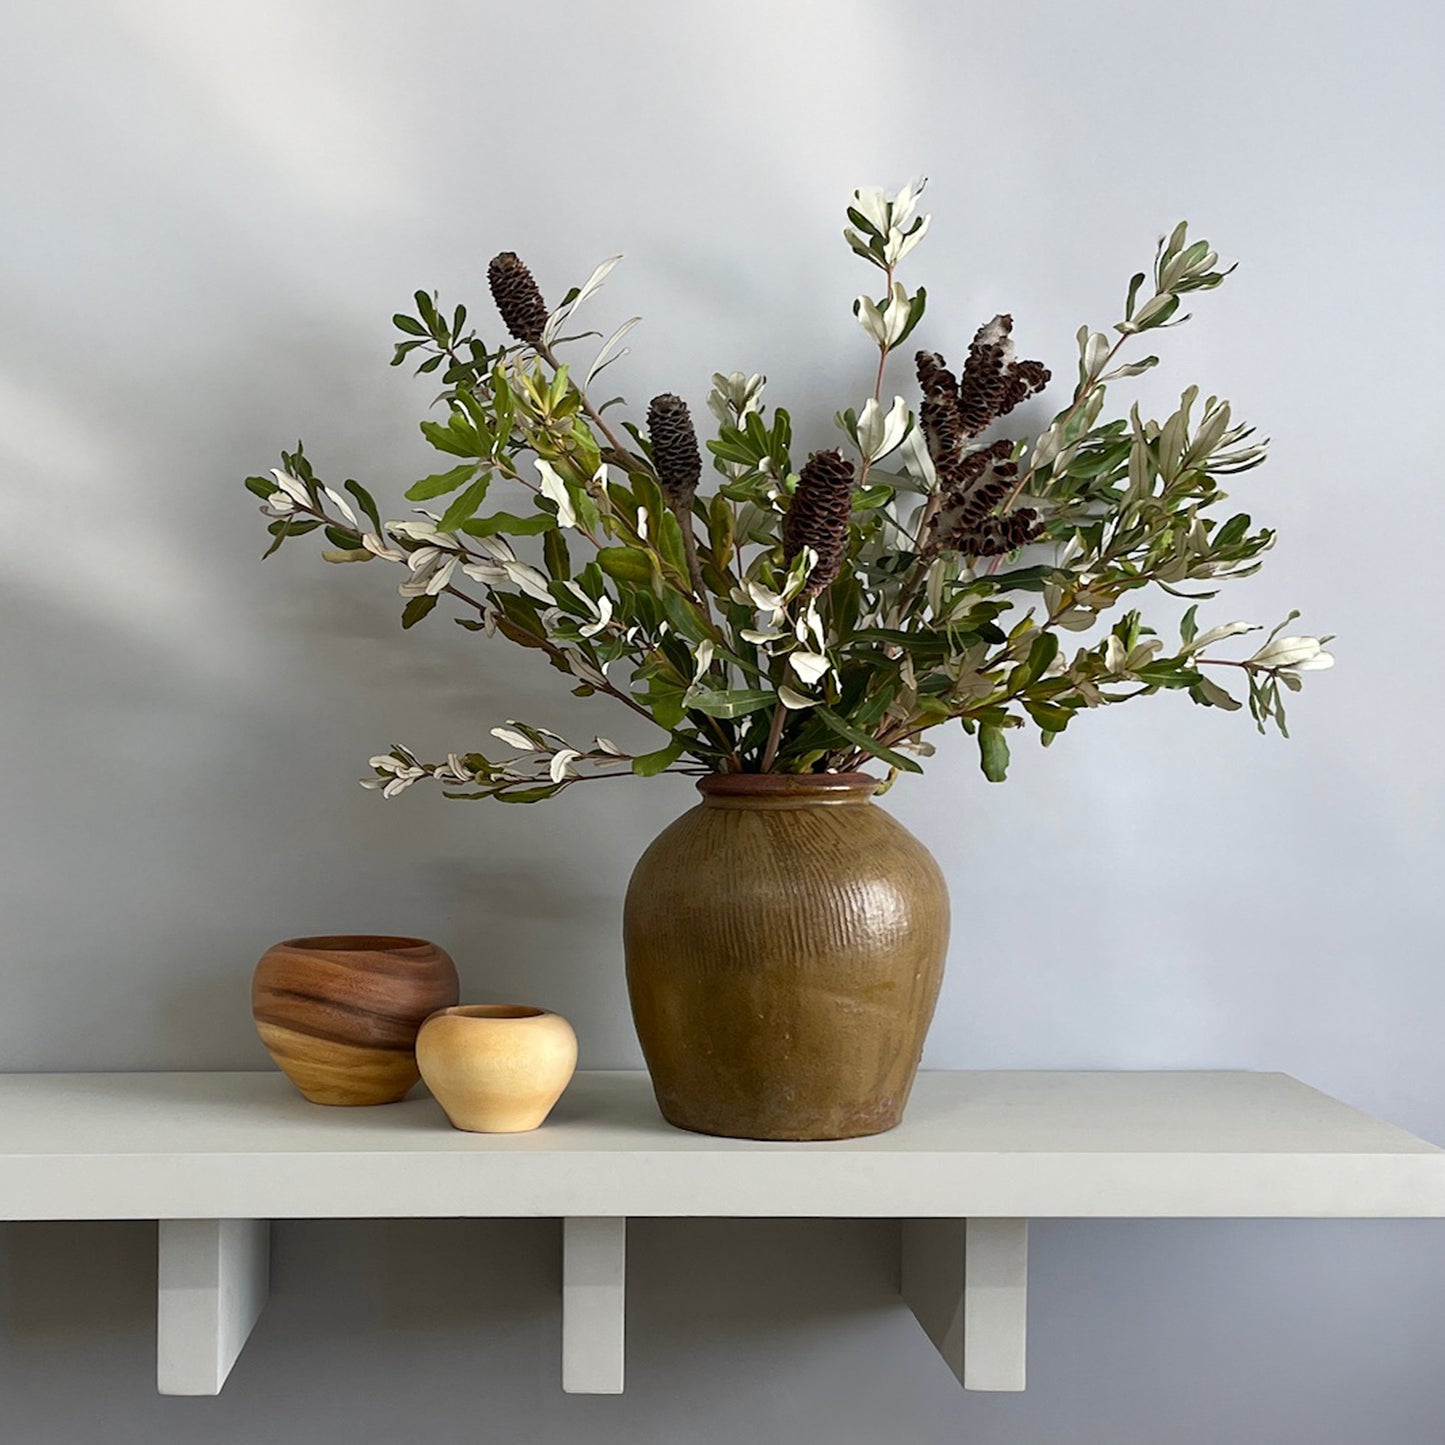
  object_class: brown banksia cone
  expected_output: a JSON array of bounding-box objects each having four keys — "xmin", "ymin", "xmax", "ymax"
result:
[
  {"xmin": 646, "ymin": 394, "xmax": 702, "ymax": 505},
  {"xmin": 487, "ymin": 252, "xmax": 549, "ymax": 345},
  {"xmin": 783, "ymin": 449, "xmax": 855, "ymax": 596},
  {"xmin": 916, "ymin": 350, "xmax": 966, "ymax": 476},
  {"xmin": 926, "ymin": 437, "xmax": 1043, "ymax": 560},
  {"xmin": 963, "ymin": 508, "xmax": 1045, "ymax": 557},
  {"xmin": 947, "ymin": 441, "xmax": 1019, "ymax": 529},
  {"xmin": 958, "ymin": 316, "xmax": 1016, "ymax": 434},
  {"xmin": 916, "ymin": 351, "xmax": 958, "ymax": 400},
  {"xmin": 948, "ymin": 438, "xmax": 1015, "ymax": 496},
  {"xmin": 946, "ymin": 505, "xmax": 1044, "ymax": 559},
  {"xmin": 1003, "ymin": 359, "xmax": 1051, "ymax": 415},
  {"xmin": 958, "ymin": 315, "xmax": 1051, "ymax": 435}
]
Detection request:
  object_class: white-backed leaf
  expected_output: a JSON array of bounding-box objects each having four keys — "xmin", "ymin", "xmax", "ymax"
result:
[
  {"xmin": 586, "ymin": 316, "xmax": 641, "ymax": 387},
  {"xmin": 491, "ymin": 726, "xmax": 535, "ymax": 751},
  {"xmin": 534, "ymin": 459, "xmax": 577, "ymax": 528},
  {"xmin": 542, "ymin": 255, "xmax": 623, "ymax": 343}
]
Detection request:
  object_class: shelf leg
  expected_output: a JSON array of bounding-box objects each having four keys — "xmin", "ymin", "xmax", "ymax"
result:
[
  {"xmin": 157, "ymin": 1219, "xmax": 271, "ymax": 1396},
  {"xmin": 562, "ymin": 1217, "xmax": 626, "ymax": 1394},
  {"xmin": 901, "ymin": 1218, "xmax": 1028, "ymax": 1392}
]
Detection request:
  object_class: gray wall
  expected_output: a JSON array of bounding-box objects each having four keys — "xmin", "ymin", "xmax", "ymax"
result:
[{"xmin": 3, "ymin": 0, "xmax": 1443, "ymax": 1439}]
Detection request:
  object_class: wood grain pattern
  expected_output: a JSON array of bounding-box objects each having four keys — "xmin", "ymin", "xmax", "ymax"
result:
[
  {"xmin": 251, "ymin": 935, "xmax": 459, "ymax": 1106},
  {"xmin": 624, "ymin": 774, "xmax": 949, "ymax": 1140}
]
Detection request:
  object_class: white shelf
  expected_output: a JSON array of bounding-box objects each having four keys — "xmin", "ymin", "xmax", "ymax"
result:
[{"xmin": 2, "ymin": 1069, "xmax": 1441, "ymax": 1396}]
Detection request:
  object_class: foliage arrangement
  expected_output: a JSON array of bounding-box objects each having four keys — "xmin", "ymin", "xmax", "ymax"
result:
[{"xmin": 245, "ymin": 181, "xmax": 1331, "ymax": 803}]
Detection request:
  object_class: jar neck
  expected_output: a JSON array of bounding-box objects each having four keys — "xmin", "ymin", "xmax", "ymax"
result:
[{"xmin": 696, "ymin": 772, "xmax": 879, "ymax": 809}]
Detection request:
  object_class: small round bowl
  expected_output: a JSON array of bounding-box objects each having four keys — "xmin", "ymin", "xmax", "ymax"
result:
[
  {"xmin": 252, "ymin": 935, "xmax": 459, "ymax": 1106},
  {"xmin": 416, "ymin": 1005, "xmax": 578, "ymax": 1133}
]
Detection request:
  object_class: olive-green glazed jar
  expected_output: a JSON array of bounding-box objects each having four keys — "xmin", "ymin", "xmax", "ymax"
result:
[{"xmin": 623, "ymin": 772, "xmax": 950, "ymax": 1140}]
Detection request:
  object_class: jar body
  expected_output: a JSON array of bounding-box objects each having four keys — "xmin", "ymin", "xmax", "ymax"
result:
[
  {"xmin": 416, "ymin": 1005, "xmax": 578, "ymax": 1132},
  {"xmin": 623, "ymin": 775, "xmax": 949, "ymax": 1140},
  {"xmin": 252, "ymin": 935, "xmax": 459, "ymax": 1105}
]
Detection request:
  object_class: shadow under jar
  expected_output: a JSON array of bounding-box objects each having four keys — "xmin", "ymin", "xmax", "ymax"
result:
[
  {"xmin": 623, "ymin": 773, "xmax": 950, "ymax": 1141},
  {"xmin": 252, "ymin": 935, "xmax": 460, "ymax": 1105}
]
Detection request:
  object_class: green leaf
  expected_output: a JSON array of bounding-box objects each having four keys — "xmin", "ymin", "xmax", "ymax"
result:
[
  {"xmin": 266, "ymin": 517, "xmax": 320, "ymax": 537},
  {"xmin": 392, "ymin": 313, "xmax": 427, "ymax": 337},
  {"xmin": 402, "ymin": 595, "xmax": 438, "ymax": 629},
  {"xmin": 344, "ymin": 480, "xmax": 382, "ymax": 531},
  {"xmin": 892, "ymin": 285, "xmax": 927, "ymax": 348},
  {"xmin": 406, "ymin": 464, "xmax": 477, "ymax": 502},
  {"xmin": 494, "ymin": 783, "xmax": 565, "ymax": 804},
  {"xmin": 244, "ymin": 475, "xmax": 275, "ymax": 500},
  {"xmin": 1134, "ymin": 662, "xmax": 1200, "ymax": 689},
  {"xmin": 851, "ymin": 484, "xmax": 896, "ymax": 511},
  {"xmin": 572, "ymin": 486, "xmax": 603, "ymax": 535},
  {"xmin": 1180, "ymin": 604, "xmax": 1199, "ymax": 647},
  {"xmin": 814, "ymin": 707, "xmax": 923, "ymax": 773},
  {"xmin": 1190, "ymin": 676, "xmax": 1242, "ymax": 711},
  {"xmin": 846, "ymin": 205, "xmax": 884, "ymax": 240},
  {"xmin": 646, "ymin": 682, "xmax": 688, "ymax": 730},
  {"xmin": 414, "ymin": 289, "xmax": 441, "ymax": 334},
  {"xmin": 419, "ymin": 416, "xmax": 482, "ymax": 458},
  {"xmin": 438, "ymin": 476, "xmax": 492, "ymax": 532},
  {"xmin": 1024, "ymin": 700, "xmax": 1074, "ymax": 733},
  {"xmin": 1013, "ymin": 632, "xmax": 1060, "ymax": 690},
  {"xmin": 707, "ymin": 435, "xmax": 759, "ymax": 466},
  {"xmin": 979, "ymin": 724, "xmax": 1010, "ymax": 782},
  {"xmin": 543, "ymin": 528, "xmax": 572, "ymax": 580},
  {"xmin": 654, "ymin": 507, "xmax": 690, "ymax": 579},
  {"xmin": 707, "ymin": 493, "xmax": 735, "ymax": 566},
  {"xmin": 260, "ymin": 515, "xmax": 296, "ymax": 558},
  {"xmin": 984, "ymin": 565, "xmax": 1056, "ymax": 593},
  {"xmin": 1214, "ymin": 512, "xmax": 1252, "ymax": 547},
  {"xmin": 1124, "ymin": 271, "xmax": 1147, "ymax": 321},
  {"xmin": 660, "ymin": 588, "xmax": 711, "ymax": 644},
  {"xmin": 463, "ymin": 511, "xmax": 556, "ymax": 538},
  {"xmin": 1135, "ymin": 293, "xmax": 1181, "ymax": 331},
  {"xmin": 686, "ymin": 688, "xmax": 775, "ymax": 720},
  {"xmin": 596, "ymin": 546, "xmax": 660, "ymax": 589},
  {"xmin": 632, "ymin": 737, "xmax": 685, "ymax": 777}
]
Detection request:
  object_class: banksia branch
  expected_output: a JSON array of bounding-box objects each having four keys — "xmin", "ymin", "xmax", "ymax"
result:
[
  {"xmin": 647, "ymin": 393, "xmax": 709, "ymax": 610},
  {"xmin": 784, "ymin": 449, "xmax": 856, "ymax": 597},
  {"xmin": 488, "ymin": 252, "xmax": 549, "ymax": 345}
]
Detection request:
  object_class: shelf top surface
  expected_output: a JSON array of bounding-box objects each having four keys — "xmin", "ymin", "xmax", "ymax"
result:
[
  {"xmin": 0, "ymin": 1069, "xmax": 1433, "ymax": 1158},
  {"xmin": 2, "ymin": 1070, "xmax": 1441, "ymax": 1219}
]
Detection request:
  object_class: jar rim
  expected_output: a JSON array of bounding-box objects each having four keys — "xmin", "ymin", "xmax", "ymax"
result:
[
  {"xmin": 696, "ymin": 772, "xmax": 878, "ymax": 800},
  {"xmin": 429, "ymin": 1004, "xmax": 550, "ymax": 1022},
  {"xmin": 276, "ymin": 935, "xmax": 437, "ymax": 954}
]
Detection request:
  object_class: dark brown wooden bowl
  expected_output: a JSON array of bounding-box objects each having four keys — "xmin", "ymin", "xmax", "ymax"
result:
[{"xmin": 252, "ymin": 935, "xmax": 460, "ymax": 1105}]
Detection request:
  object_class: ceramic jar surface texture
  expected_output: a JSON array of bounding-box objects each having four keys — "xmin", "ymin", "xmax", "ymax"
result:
[
  {"xmin": 624, "ymin": 773, "xmax": 949, "ymax": 1141},
  {"xmin": 252, "ymin": 935, "xmax": 459, "ymax": 1105},
  {"xmin": 416, "ymin": 1005, "xmax": 578, "ymax": 1132}
]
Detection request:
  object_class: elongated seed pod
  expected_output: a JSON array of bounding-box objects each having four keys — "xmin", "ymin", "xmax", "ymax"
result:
[
  {"xmin": 487, "ymin": 252, "xmax": 549, "ymax": 345},
  {"xmin": 783, "ymin": 449, "xmax": 855, "ymax": 595},
  {"xmin": 647, "ymin": 394, "xmax": 702, "ymax": 504}
]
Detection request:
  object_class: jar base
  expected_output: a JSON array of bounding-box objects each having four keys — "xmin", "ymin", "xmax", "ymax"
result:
[{"xmin": 651, "ymin": 1089, "xmax": 906, "ymax": 1142}]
